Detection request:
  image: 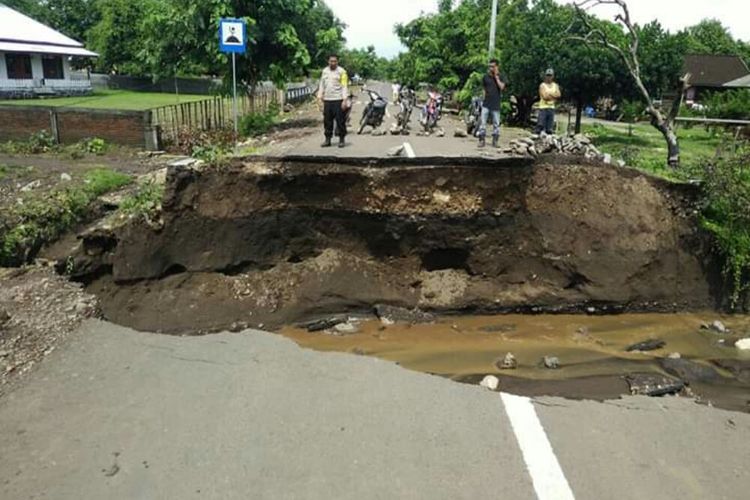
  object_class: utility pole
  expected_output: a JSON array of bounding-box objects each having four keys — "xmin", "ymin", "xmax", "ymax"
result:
[{"xmin": 489, "ymin": 0, "xmax": 498, "ymax": 57}]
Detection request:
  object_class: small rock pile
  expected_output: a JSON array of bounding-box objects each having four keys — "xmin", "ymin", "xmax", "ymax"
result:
[{"xmin": 507, "ymin": 133, "xmax": 620, "ymax": 165}]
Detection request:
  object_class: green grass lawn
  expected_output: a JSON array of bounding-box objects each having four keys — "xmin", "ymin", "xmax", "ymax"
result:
[
  {"xmin": 584, "ymin": 120, "xmax": 728, "ymax": 179},
  {"xmin": 0, "ymin": 89, "xmax": 210, "ymax": 110}
]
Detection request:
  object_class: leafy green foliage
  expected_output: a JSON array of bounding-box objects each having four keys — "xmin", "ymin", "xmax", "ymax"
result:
[
  {"xmin": 698, "ymin": 150, "xmax": 750, "ymax": 308},
  {"xmin": 239, "ymin": 104, "xmax": 280, "ymax": 137},
  {"xmin": 704, "ymin": 90, "xmax": 750, "ymax": 121},
  {"xmin": 0, "ymin": 169, "xmax": 132, "ymax": 266},
  {"xmin": 169, "ymin": 127, "xmax": 237, "ymax": 157},
  {"xmin": 119, "ymin": 181, "xmax": 164, "ymax": 218},
  {"xmin": 341, "ymin": 46, "xmax": 391, "ymax": 81}
]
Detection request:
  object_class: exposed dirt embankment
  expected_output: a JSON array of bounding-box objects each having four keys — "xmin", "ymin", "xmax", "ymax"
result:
[{"xmin": 71, "ymin": 155, "xmax": 721, "ymax": 333}]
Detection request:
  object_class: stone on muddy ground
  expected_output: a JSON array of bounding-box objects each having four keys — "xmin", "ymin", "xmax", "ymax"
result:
[
  {"xmin": 735, "ymin": 338, "xmax": 750, "ymax": 350},
  {"xmin": 371, "ymin": 128, "xmax": 386, "ymax": 136},
  {"xmin": 480, "ymin": 375, "xmax": 500, "ymax": 391},
  {"xmin": 435, "ymin": 128, "xmax": 446, "ymax": 138},
  {"xmin": 20, "ymin": 180, "xmax": 42, "ymax": 192},
  {"xmin": 495, "ymin": 352, "xmax": 518, "ymax": 370},
  {"xmin": 542, "ymin": 356, "xmax": 560, "ymax": 369},
  {"xmin": 659, "ymin": 357, "xmax": 722, "ymax": 383},
  {"xmin": 373, "ymin": 304, "xmax": 435, "ymax": 325},
  {"xmin": 331, "ymin": 321, "xmax": 359, "ymax": 336},
  {"xmin": 60, "ymin": 173, "xmax": 72, "ymax": 182},
  {"xmin": 626, "ymin": 339, "xmax": 666, "ymax": 352},
  {"xmin": 299, "ymin": 316, "xmax": 347, "ymax": 332},
  {"xmin": 454, "ymin": 129, "xmax": 468, "ymax": 138},
  {"xmin": 626, "ymin": 373, "xmax": 685, "ymax": 397},
  {"xmin": 701, "ymin": 320, "xmax": 729, "ymax": 334},
  {"xmin": 389, "ymin": 124, "xmax": 402, "ymax": 135}
]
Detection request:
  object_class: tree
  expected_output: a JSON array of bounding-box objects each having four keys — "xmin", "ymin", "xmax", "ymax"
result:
[
  {"xmin": 341, "ymin": 46, "xmax": 390, "ymax": 81},
  {"xmin": 684, "ymin": 19, "xmax": 743, "ymax": 56},
  {"xmin": 572, "ymin": 0, "xmax": 690, "ymax": 168},
  {"xmin": 88, "ymin": 0, "xmax": 155, "ymax": 75}
]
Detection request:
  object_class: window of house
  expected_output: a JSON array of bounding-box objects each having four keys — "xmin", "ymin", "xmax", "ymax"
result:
[
  {"xmin": 42, "ymin": 55, "xmax": 65, "ymax": 79},
  {"xmin": 6, "ymin": 53, "xmax": 33, "ymax": 79}
]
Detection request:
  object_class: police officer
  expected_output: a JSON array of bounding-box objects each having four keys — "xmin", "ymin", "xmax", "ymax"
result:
[{"xmin": 317, "ymin": 54, "xmax": 349, "ymax": 148}]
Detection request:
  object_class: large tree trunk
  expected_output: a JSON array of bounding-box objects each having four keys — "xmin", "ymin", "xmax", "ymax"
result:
[{"xmin": 650, "ymin": 112, "xmax": 680, "ymax": 167}]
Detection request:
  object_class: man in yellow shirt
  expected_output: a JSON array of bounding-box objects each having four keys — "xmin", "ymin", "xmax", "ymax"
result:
[
  {"xmin": 317, "ymin": 54, "xmax": 350, "ymax": 148},
  {"xmin": 535, "ymin": 68, "xmax": 561, "ymax": 135}
]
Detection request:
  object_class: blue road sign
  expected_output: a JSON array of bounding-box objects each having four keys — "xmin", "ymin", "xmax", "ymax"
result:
[{"xmin": 219, "ymin": 18, "xmax": 246, "ymax": 54}]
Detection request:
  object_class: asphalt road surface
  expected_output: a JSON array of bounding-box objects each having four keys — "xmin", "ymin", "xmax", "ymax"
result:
[
  {"xmin": 1, "ymin": 320, "xmax": 748, "ymax": 499},
  {"xmin": 273, "ymin": 81, "xmax": 528, "ymax": 159}
]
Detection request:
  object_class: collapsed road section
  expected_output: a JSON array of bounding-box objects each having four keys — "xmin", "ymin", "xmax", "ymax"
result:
[{"xmin": 67, "ymin": 155, "xmax": 723, "ymax": 334}]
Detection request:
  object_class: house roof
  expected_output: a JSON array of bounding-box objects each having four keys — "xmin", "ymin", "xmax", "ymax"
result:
[
  {"xmin": 683, "ymin": 54, "xmax": 750, "ymax": 88},
  {"xmin": 724, "ymin": 74, "xmax": 750, "ymax": 88},
  {"xmin": 0, "ymin": 4, "xmax": 97, "ymax": 57}
]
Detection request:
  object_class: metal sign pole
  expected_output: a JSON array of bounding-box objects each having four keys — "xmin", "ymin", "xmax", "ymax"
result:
[
  {"xmin": 489, "ymin": 0, "xmax": 498, "ymax": 57},
  {"xmin": 232, "ymin": 52, "xmax": 238, "ymax": 134}
]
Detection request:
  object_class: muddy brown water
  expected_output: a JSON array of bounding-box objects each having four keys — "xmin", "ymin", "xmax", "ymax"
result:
[{"xmin": 279, "ymin": 313, "xmax": 750, "ymax": 413}]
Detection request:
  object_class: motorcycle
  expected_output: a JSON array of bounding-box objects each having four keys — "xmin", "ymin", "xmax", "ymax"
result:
[
  {"xmin": 358, "ymin": 89, "xmax": 388, "ymax": 134},
  {"xmin": 420, "ymin": 90, "xmax": 443, "ymax": 133},
  {"xmin": 465, "ymin": 96, "xmax": 483, "ymax": 136},
  {"xmin": 396, "ymin": 87, "xmax": 416, "ymax": 130}
]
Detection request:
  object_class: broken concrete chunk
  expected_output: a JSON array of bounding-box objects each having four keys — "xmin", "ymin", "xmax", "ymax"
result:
[
  {"xmin": 626, "ymin": 373, "xmax": 685, "ymax": 397},
  {"xmin": 626, "ymin": 339, "xmax": 666, "ymax": 352},
  {"xmin": 480, "ymin": 375, "xmax": 500, "ymax": 391}
]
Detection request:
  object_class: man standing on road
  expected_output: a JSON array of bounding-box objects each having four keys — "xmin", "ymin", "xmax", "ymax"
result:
[
  {"xmin": 535, "ymin": 68, "xmax": 561, "ymax": 135},
  {"xmin": 478, "ymin": 59, "xmax": 506, "ymax": 148},
  {"xmin": 317, "ymin": 54, "xmax": 349, "ymax": 148}
]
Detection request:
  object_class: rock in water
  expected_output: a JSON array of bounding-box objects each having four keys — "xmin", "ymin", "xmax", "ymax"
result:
[
  {"xmin": 495, "ymin": 352, "xmax": 518, "ymax": 370},
  {"xmin": 299, "ymin": 316, "xmax": 346, "ymax": 332},
  {"xmin": 542, "ymin": 356, "xmax": 560, "ymax": 369},
  {"xmin": 626, "ymin": 374, "xmax": 685, "ymax": 397},
  {"xmin": 626, "ymin": 339, "xmax": 666, "ymax": 352},
  {"xmin": 735, "ymin": 338, "xmax": 750, "ymax": 350},
  {"xmin": 480, "ymin": 375, "xmax": 500, "ymax": 391},
  {"xmin": 373, "ymin": 304, "xmax": 435, "ymax": 324},
  {"xmin": 332, "ymin": 321, "xmax": 359, "ymax": 335}
]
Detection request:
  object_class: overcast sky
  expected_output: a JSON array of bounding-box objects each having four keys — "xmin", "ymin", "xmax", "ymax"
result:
[{"xmin": 325, "ymin": 0, "xmax": 750, "ymax": 58}]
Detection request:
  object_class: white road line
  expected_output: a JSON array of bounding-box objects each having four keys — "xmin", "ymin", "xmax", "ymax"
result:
[
  {"xmin": 402, "ymin": 142, "xmax": 416, "ymax": 158},
  {"xmin": 500, "ymin": 393, "xmax": 576, "ymax": 500}
]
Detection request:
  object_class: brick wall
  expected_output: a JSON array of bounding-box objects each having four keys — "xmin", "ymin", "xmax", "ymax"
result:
[
  {"xmin": 0, "ymin": 105, "xmax": 152, "ymax": 149},
  {"xmin": 0, "ymin": 106, "xmax": 51, "ymax": 141}
]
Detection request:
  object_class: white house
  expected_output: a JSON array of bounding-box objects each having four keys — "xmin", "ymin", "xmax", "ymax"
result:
[{"xmin": 0, "ymin": 4, "xmax": 98, "ymax": 98}]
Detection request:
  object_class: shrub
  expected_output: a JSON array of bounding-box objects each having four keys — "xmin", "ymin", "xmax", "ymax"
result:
[
  {"xmin": 168, "ymin": 127, "xmax": 237, "ymax": 157},
  {"xmin": 120, "ymin": 181, "xmax": 164, "ymax": 218},
  {"xmin": 698, "ymin": 148, "xmax": 750, "ymax": 309},
  {"xmin": 704, "ymin": 89, "xmax": 750, "ymax": 120},
  {"xmin": 238, "ymin": 107, "xmax": 279, "ymax": 137},
  {"xmin": 0, "ymin": 168, "xmax": 131, "ymax": 266}
]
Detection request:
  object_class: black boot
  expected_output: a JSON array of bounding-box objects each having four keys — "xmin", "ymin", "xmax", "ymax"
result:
[
  {"xmin": 492, "ymin": 135, "xmax": 499, "ymax": 148},
  {"xmin": 321, "ymin": 137, "xmax": 332, "ymax": 148},
  {"xmin": 478, "ymin": 136, "xmax": 486, "ymax": 148},
  {"xmin": 338, "ymin": 137, "xmax": 345, "ymax": 148}
]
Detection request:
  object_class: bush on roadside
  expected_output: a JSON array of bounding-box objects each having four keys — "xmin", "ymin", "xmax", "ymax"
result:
[
  {"xmin": 698, "ymin": 147, "xmax": 750, "ymax": 309},
  {"xmin": 239, "ymin": 103, "xmax": 280, "ymax": 137},
  {"xmin": 119, "ymin": 181, "xmax": 164, "ymax": 219},
  {"xmin": 168, "ymin": 127, "xmax": 237, "ymax": 158}
]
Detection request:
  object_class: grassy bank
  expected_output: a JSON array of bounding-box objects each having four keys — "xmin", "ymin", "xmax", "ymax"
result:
[
  {"xmin": 0, "ymin": 168, "xmax": 132, "ymax": 266},
  {"xmin": 0, "ymin": 89, "xmax": 208, "ymax": 110}
]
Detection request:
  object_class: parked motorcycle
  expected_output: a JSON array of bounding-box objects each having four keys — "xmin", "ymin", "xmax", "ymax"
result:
[
  {"xmin": 397, "ymin": 87, "xmax": 416, "ymax": 130},
  {"xmin": 420, "ymin": 90, "xmax": 443, "ymax": 133},
  {"xmin": 465, "ymin": 96, "xmax": 483, "ymax": 136},
  {"xmin": 358, "ymin": 89, "xmax": 388, "ymax": 134}
]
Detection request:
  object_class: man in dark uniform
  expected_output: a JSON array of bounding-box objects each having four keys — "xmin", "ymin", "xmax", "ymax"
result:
[{"xmin": 478, "ymin": 58, "xmax": 506, "ymax": 148}]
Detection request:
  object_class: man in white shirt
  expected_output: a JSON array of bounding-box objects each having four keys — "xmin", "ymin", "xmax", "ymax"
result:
[{"xmin": 317, "ymin": 54, "xmax": 350, "ymax": 148}]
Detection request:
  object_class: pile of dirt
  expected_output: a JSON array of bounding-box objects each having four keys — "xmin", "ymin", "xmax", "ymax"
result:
[
  {"xmin": 66, "ymin": 155, "xmax": 725, "ymax": 334},
  {"xmin": 0, "ymin": 265, "xmax": 100, "ymax": 393}
]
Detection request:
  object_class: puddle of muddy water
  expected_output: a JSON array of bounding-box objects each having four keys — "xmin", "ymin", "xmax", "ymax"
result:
[{"xmin": 279, "ymin": 313, "xmax": 750, "ymax": 412}]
